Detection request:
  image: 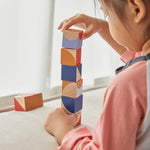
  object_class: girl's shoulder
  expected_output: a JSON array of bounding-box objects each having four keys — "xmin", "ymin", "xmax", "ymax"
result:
[
  {"xmin": 114, "ymin": 60, "xmax": 146, "ymax": 86},
  {"xmin": 107, "ymin": 60, "xmax": 146, "ymax": 100},
  {"xmin": 102, "ymin": 60, "xmax": 147, "ymax": 116}
]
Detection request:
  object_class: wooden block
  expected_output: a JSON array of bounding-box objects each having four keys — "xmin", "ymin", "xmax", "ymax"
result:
[
  {"xmin": 61, "ymin": 64, "xmax": 82, "ymax": 82},
  {"xmin": 62, "ymin": 29, "xmax": 83, "ymax": 49},
  {"xmin": 75, "ymin": 113, "xmax": 81, "ymax": 126},
  {"xmin": 61, "ymin": 101, "xmax": 81, "ymax": 126},
  {"xmin": 14, "ymin": 93, "xmax": 43, "ymax": 111},
  {"xmin": 61, "ymin": 95, "xmax": 83, "ymax": 113},
  {"xmin": 62, "ymin": 79, "xmax": 83, "ymax": 98},
  {"xmin": 61, "ymin": 48, "xmax": 81, "ymax": 66}
]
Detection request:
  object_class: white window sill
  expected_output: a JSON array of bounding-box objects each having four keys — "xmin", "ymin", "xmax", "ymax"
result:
[{"xmin": 0, "ymin": 76, "xmax": 113, "ymax": 113}]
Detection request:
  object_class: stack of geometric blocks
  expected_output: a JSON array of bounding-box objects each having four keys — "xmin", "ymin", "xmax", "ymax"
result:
[{"xmin": 61, "ymin": 29, "xmax": 83, "ymax": 126}]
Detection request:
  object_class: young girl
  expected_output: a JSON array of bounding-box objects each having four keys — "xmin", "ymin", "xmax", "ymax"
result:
[{"xmin": 45, "ymin": 0, "xmax": 150, "ymax": 149}]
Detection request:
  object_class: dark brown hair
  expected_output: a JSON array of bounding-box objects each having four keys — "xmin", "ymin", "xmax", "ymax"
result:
[
  {"xmin": 95, "ymin": 0, "xmax": 150, "ymax": 38},
  {"xmin": 94, "ymin": 0, "xmax": 126, "ymax": 20}
]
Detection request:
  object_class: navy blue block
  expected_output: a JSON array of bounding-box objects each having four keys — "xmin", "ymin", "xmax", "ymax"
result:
[
  {"xmin": 78, "ymin": 63, "xmax": 82, "ymax": 76},
  {"xmin": 62, "ymin": 95, "xmax": 83, "ymax": 113},
  {"xmin": 61, "ymin": 64, "xmax": 82, "ymax": 82}
]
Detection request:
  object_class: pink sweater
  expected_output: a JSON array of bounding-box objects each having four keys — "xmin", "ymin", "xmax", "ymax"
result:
[{"xmin": 58, "ymin": 50, "xmax": 147, "ymax": 150}]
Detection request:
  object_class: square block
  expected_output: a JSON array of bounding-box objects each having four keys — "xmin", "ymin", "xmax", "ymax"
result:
[
  {"xmin": 14, "ymin": 93, "xmax": 43, "ymax": 111},
  {"xmin": 61, "ymin": 101, "xmax": 82, "ymax": 126},
  {"xmin": 61, "ymin": 95, "xmax": 83, "ymax": 113},
  {"xmin": 62, "ymin": 29, "xmax": 83, "ymax": 49},
  {"xmin": 61, "ymin": 64, "xmax": 82, "ymax": 82},
  {"xmin": 62, "ymin": 79, "xmax": 83, "ymax": 98},
  {"xmin": 61, "ymin": 48, "xmax": 81, "ymax": 66}
]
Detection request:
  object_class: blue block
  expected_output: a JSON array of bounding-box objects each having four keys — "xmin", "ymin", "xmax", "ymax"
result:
[
  {"xmin": 62, "ymin": 95, "xmax": 83, "ymax": 113},
  {"xmin": 62, "ymin": 29, "xmax": 83, "ymax": 49},
  {"xmin": 61, "ymin": 64, "xmax": 82, "ymax": 82}
]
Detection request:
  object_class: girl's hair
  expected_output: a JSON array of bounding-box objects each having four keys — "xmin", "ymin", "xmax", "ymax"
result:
[
  {"xmin": 96, "ymin": 0, "xmax": 126, "ymax": 20},
  {"xmin": 95, "ymin": 0, "xmax": 150, "ymax": 38}
]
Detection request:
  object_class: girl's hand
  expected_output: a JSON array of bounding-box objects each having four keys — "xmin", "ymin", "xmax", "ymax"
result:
[
  {"xmin": 45, "ymin": 108, "xmax": 80, "ymax": 145},
  {"xmin": 58, "ymin": 14, "xmax": 107, "ymax": 40}
]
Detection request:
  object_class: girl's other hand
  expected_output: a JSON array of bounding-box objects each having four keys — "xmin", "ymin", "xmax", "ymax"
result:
[
  {"xmin": 45, "ymin": 108, "xmax": 80, "ymax": 145},
  {"xmin": 58, "ymin": 14, "xmax": 106, "ymax": 40}
]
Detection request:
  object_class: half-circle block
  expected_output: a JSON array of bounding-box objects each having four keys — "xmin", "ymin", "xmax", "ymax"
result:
[
  {"xmin": 62, "ymin": 79, "xmax": 83, "ymax": 98},
  {"xmin": 61, "ymin": 64, "xmax": 82, "ymax": 82},
  {"xmin": 61, "ymin": 48, "xmax": 81, "ymax": 66},
  {"xmin": 61, "ymin": 95, "xmax": 83, "ymax": 113},
  {"xmin": 14, "ymin": 93, "xmax": 43, "ymax": 111},
  {"xmin": 61, "ymin": 102, "xmax": 82, "ymax": 126},
  {"xmin": 62, "ymin": 29, "xmax": 83, "ymax": 49}
]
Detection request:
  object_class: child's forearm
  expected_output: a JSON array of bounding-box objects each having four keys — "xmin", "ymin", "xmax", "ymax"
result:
[{"xmin": 97, "ymin": 19, "xmax": 126, "ymax": 55}]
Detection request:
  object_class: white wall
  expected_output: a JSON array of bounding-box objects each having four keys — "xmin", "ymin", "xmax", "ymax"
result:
[
  {"xmin": 0, "ymin": 0, "xmax": 19, "ymax": 96},
  {"xmin": 0, "ymin": 0, "xmax": 123, "ymax": 97},
  {"xmin": 17, "ymin": 0, "xmax": 54, "ymax": 92},
  {"xmin": 0, "ymin": 0, "xmax": 55, "ymax": 96},
  {"xmin": 50, "ymin": 0, "xmax": 123, "ymax": 89}
]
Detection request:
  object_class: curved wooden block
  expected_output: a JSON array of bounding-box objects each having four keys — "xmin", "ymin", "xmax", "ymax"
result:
[
  {"xmin": 64, "ymin": 31, "xmax": 79, "ymax": 40},
  {"xmin": 62, "ymin": 29, "xmax": 83, "ymax": 49},
  {"xmin": 61, "ymin": 64, "xmax": 82, "ymax": 82},
  {"xmin": 61, "ymin": 48, "xmax": 81, "ymax": 66},
  {"xmin": 61, "ymin": 95, "xmax": 83, "ymax": 113},
  {"xmin": 61, "ymin": 102, "xmax": 82, "ymax": 126},
  {"xmin": 63, "ymin": 29, "xmax": 83, "ymax": 40},
  {"xmin": 62, "ymin": 79, "xmax": 83, "ymax": 98}
]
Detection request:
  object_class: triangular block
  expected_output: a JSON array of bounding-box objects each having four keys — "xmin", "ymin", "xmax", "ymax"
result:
[{"xmin": 14, "ymin": 98, "xmax": 25, "ymax": 111}]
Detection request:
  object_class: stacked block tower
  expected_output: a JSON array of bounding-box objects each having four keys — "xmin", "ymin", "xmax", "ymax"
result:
[{"xmin": 61, "ymin": 29, "xmax": 83, "ymax": 126}]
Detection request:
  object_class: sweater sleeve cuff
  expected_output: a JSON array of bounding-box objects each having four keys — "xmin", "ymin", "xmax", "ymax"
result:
[{"xmin": 57, "ymin": 126, "xmax": 92, "ymax": 150}]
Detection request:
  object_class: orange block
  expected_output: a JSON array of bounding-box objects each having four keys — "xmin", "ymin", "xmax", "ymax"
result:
[
  {"xmin": 62, "ymin": 79, "xmax": 83, "ymax": 98},
  {"xmin": 14, "ymin": 93, "xmax": 43, "ymax": 111},
  {"xmin": 61, "ymin": 48, "xmax": 81, "ymax": 66}
]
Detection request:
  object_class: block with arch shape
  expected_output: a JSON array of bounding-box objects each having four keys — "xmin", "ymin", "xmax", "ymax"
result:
[
  {"xmin": 61, "ymin": 64, "xmax": 82, "ymax": 82},
  {"xmin": 61, "ymin": 47, "xmax": 81, "ymax": 66},
  {"xmin": 62, "ymin": 79, "xmax": 83, "ymax": 98},
  {"xmin": 62, "ymin": 29, "xmax": 83, "ymax": 49}
]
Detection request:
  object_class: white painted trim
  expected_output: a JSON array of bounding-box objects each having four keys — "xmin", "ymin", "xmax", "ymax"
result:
[{"xmin": 0, "ymin": 76, "xmax": 112, "ymax": 112}]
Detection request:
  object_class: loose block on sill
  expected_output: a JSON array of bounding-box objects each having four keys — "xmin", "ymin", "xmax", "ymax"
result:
[
  {"xmin": 62, "ymin": 79, "xmax": 83, "ymax": 98},
  {"xmin": 61, "ymin": 64, "xmax": 82, "ymax": 82},
  {"xmin": 62, "ymin": 29, "xmax": 83, "ymax": 49},
  {"xmin": 14, "ymin": 93, "xmax": 43, "ymax": 111},
  {"xmin": 61, "ymin": 95, "xmax": 83, "ymax": 113},
  {"xmin": 61, "ymin": 48, "xmax": 81, "ymax": 66}
]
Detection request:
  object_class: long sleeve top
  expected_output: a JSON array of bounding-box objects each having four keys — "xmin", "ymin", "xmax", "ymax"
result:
[{"xmin": 58, "ymin": 50, "xmax": 147, "ymax": 150}]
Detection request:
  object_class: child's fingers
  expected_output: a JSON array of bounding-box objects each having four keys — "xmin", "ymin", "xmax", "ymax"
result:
[
  {"xmin": 58, "ymin": 14, "xmax": 79, "ymax": 30},
  {"xmin": 62, "ymin": 18, "xmax": 82, "ymax": 31},
  {"xmin": 82, "ymin": 24, "xmax": 95, "ymax": 40},
  {"xmin": 61, "ymin": 14, "xmax": 85, "ymax": 31},
  {"xmin": 58, "ymin": 21, "xmax": 65, "ymax": 30},
  {"xmin": 58, "ymin": 14, "xmax": 87, "ymax": 32},
  {"xmin": 58, "ymin": 19, "xmax": 68, "ymax": 30}
]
